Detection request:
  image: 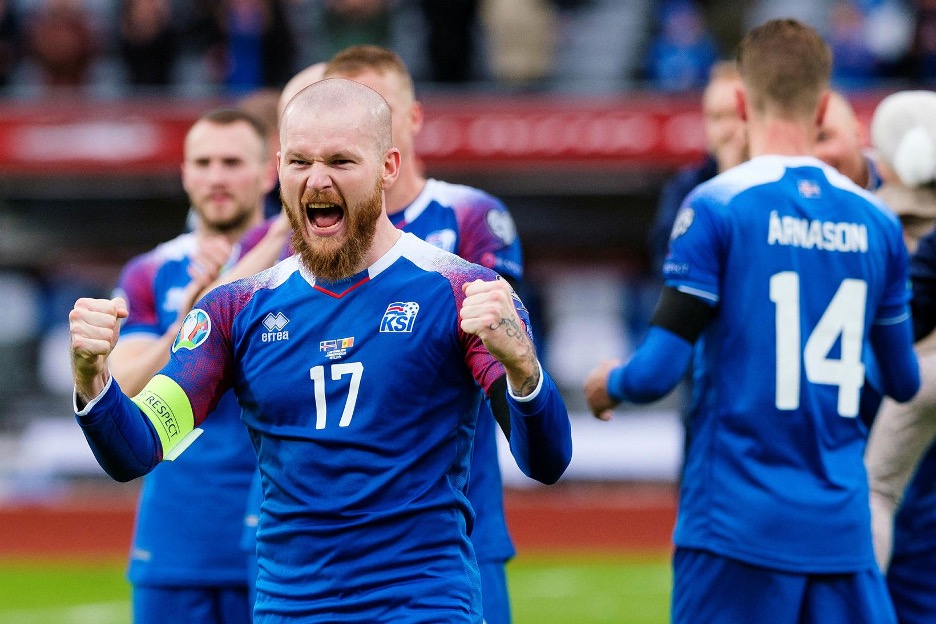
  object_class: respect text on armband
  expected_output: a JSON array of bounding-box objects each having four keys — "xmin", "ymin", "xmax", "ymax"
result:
[{"xmin": 141, "ymin": 391, "xmax": 180, "ymax": 439}]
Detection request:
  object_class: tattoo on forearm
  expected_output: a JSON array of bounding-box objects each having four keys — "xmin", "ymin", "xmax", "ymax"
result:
[
  {"xmin": 490, "ymin": 316, "xmax": 540, "ymax": 396},
  {"xmin": 516, "ymin": 357, "xmax": 540, "ymax": 396}
]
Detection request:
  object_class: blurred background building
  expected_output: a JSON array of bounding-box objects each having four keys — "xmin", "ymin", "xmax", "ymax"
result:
[{"xmin": 0, "ymin": 0, "xmax": 927, "ymax": 493}]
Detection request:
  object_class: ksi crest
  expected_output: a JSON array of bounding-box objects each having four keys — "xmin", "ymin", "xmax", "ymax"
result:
[{"xmin": 380, "ymin": 301, "xmax": 419, "ymax": 333}]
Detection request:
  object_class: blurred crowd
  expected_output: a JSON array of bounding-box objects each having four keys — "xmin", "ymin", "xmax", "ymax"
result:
[{"xmin": 0, "ymin": 0, "xmax": 931, "ymax": 98}]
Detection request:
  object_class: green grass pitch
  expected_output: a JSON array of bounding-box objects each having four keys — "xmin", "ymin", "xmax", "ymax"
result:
[{"xmin": 0, "ymin": 552, "xmax": 671, "ymax": 624}]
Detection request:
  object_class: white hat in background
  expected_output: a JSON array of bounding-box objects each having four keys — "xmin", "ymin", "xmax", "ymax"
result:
[{"xmin": 871, "ymin": 90, "xmax": 936, "ymax": 189}]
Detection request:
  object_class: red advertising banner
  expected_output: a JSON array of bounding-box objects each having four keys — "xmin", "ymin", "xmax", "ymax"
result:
[{"xmin": 0, "ymin": 92, "xmax": 887, "ymax": 176}]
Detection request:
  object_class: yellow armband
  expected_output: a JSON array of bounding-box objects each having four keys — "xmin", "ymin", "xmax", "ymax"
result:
[{"xmin": 131, "ymin": 374, "xmax": 202, "ymax": 461}]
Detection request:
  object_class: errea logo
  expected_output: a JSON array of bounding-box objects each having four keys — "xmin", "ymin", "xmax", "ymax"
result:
[{"xmin": 262, "ymin": 312, "xmax": 290, "ymax": 343}]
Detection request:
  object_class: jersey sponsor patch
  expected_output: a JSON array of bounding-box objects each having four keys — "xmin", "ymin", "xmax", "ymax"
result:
[
  {"xmin": 670, "ymin": 207, "xmax": 694, "ymax": 240},
  {"xmin": 486, "ymin": 209, "xmax": 518, "ymax": 245},
  {"xmin": 171, "ymin": 309, "xmax": 211, "ymax": 352},
  {"xmin": 380, "ymin": 301, "xmax": 420, "ymax": 333}
]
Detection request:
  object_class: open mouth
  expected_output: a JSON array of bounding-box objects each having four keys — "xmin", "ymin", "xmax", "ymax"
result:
[{"xmin": 306, "ymin": 203, "xmax": 344, "ymax": 230}]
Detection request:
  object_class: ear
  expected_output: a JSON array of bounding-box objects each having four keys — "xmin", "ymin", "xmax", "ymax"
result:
[
  {"xmin": 735, "ymin": 87, "xmax": 747, "ymax": 123},
  {"xmin": 180, "ymin": 161, "xmax": 191, "ymax": 195},
  {"xmin": 410, "ymin": 100, "xmax": 424, "ymax": 137},
  {"xmin": 815, "ymin": 90, "xmax": 830, "ymax": 128},
  {"xmin": 381, "ymin": 147, "xmax": 402, "ymax": 190}
]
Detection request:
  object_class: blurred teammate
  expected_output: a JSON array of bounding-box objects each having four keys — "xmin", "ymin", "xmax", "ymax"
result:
[
  {"xmin": 107, "ymin": 108, "xmax": 274, "ymax": 624},
  {"xmin": 647, "ymin": 60, "xmax": 746, "ymax": 276},
  {"xmin": 235, "ymin": 45, "xmax": 551, "ymax": 623},
  {"xmin": 584, "ymin": 19, "xmax": 919, "ymax": 623},
  {"xmin": 863, "ymin": 90, "xmax": 936, "ymax": 624},
  {"xmin": 69, "ymin": 77, "xmax": 571, "ymax": 622},
  {"xmin": 814, "ymin": 90, "xmax": 882, "ymax": 191}
]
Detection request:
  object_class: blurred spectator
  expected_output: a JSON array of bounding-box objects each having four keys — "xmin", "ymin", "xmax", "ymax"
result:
[
  {"xmin": 322, "ymin": 0, "xmax": 393, "ymax": 58},
  {"xmin": 827, "ymin": 1, "xmax": 880, "ymax": 85},
  {"xmin": 0, "ymin": 0, "xmax": 20, "ymax": 88},
  {"xmin": 550, "ymin": 0, "xmax": 653, "ymax": 92},
  {"xmin": 643, "ymin": 0, "xmax": 719, "ymax": 91},
  {"xmin": 193, "ymin": 0, "xmax": 298, "ymax": 94},
  {"xmin": 481, "ymin": 0, "xmax": 558, "ymax": 87},
  {"xmin": 118, "ymin": 0, "xmax": 177, "ymax": 88},
  {"xmin": 814, "ymin": 90, "xmax": 882, "ymax": 190},
  {"xmin": 236, "ymin": 86, "xmax": 281, "ymax": 218},
  {"xmin": 909, "ymin": 0, "xmax": 936, "ymax": 79},
  {"xmin": 418, "ymin": 0, "xmax": 480, "ymax": 83},
  {"xmin": 744, "ymin": 0, "xmax": 834, "ymax": 33},
  {"xmin": 826, "ymin": 0, "xmax": 914, "ymax": 87},
  {"xmin": 647, "ymin": 60, "xmax": 745, "ymax": 275},
  {"xmin": 23, "ymin": 0, "xmax": 98, "ymax": 89}
]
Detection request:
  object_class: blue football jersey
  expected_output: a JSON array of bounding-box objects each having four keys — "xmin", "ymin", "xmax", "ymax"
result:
[
  {"xmin": 114, "ymin": 233, "xmax": 257, "ymax": 586},
  {"xmin": 162, "ymin": 233, "xmax": 539, "ymax": 622},
  {"xmin": 665, "ymin": 155, "xmax": 910, "ymax": 573},
  {"xmin": 390, "ymin": 178, "xmax": 522, "ymax": 563}
]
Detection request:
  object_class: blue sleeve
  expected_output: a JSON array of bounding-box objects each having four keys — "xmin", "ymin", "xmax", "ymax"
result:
[
  {"xmin": 648, "ymin": 159, "xmax": 718, "ymax": 275},
  {"xmin": 869, "ymin": 314, "xmax": 920, "ymax": 403},
  {"xmin": 74, "ymin": 379, "xmax": 161, "ymax": 482},
  {"xmin": 911, "ymin": 229, "xmax": 936, "ymax": 341},
  {"xmin": 607, "ymin": 325, "xmax": 694, "ymax": 403},
  {"xmin": 504, "ymin": 370, "xmax": 572, "ymax": 485}
]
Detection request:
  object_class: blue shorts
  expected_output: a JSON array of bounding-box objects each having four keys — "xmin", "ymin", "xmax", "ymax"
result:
[
  {"xmin": 888, "ymin": 550, "xmax": 936, "ymax": 624},
  {"xmin": 479, "ymin": 560, "xmax": 510, "ymax": 624},
  {"xmin": 133, "ymin": 585, "xmax": 251, "ymax": 624},
  {"xmin": 672, "ymin": 548, "xmax": 896, "ymax": 624}
]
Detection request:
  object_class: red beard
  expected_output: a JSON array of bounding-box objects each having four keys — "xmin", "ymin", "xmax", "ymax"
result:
[{"xmin": 284, "ymin": 181, "xmax": 383, "ymax": 282}]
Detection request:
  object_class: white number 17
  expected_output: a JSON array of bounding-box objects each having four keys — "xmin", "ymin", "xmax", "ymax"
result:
[
  {"xmin": 770, "ymin": 272, "xmax": 866, "ymax": 418},
  {"xmin": 309, "ymin": 362, "xmax": 364, "ymax": 429}
]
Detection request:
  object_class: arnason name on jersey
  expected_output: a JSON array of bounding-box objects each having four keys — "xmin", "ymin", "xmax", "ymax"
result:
[{"xmin": 767, "ymin": 210, "xmax": 868, "ymax": 253}]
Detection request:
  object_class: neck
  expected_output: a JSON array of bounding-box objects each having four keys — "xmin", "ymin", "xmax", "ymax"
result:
[
  {"xmin": 362, "ymin": 216, "xmax": 404, "ymax": 267},
  {"xmin": 747, "ymin": 118, "xmax": 817, "ymax": 158}
]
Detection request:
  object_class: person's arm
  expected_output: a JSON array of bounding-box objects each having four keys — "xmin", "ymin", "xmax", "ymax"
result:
[
  {"xmin": 75, "ymin": 375, "xmax": 162, "ymax": 482},
  {"xmin": 110, "ymin": 236, "xmax": 231, "ymax": 396},
  {"xmin": 485, "ymin": 370, "xmax": 572, "ymax": 485},
  {"xmin": 109, "ymin": 282, "xmax": 200, "ymax": 396},
  {"xmin": 862, "ymin": 293, "xmax": 923, "ymax": 571},
  {"xmin": 71, "ymin": 296, "xmax": 227, "ymax": 481},
  {"xmin": 209, "ymin": 214, "xmax": 291, "ymax": 286},
  {"xmin": 460, "ymin": 278, "xmax": 572, "ymax": 484},
  {"xmin": 70, "ymin": 296, "xmax": 163, "ymax": 480},
  {"xmin": 868, "ymin": 312, "xmax": 920, "ymax": 402},
  {"xmin": 865, "ymin": 393, "xmax": 936, "ymax": 571},
  {"xmin": 584, "ymin": 286, "xmax": 713, "ymax": 420}
]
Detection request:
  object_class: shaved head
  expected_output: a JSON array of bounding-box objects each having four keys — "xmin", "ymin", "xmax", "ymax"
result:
[
  {"xmin": 277, "ymin": 62, "xmax": 328, "ymax": 122},
  {"xmin": 281, "ymin": 78, "xmax": 393, "ymax": 158}
]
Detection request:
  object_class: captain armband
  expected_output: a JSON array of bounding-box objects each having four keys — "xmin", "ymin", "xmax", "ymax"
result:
[
  {"xmin": 131, "ymin": 374, "xmax": 203, "ymax": 461},
  {"xmin": 650, "ymin": 286, "xmax": 716, "ymax": 343}
]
